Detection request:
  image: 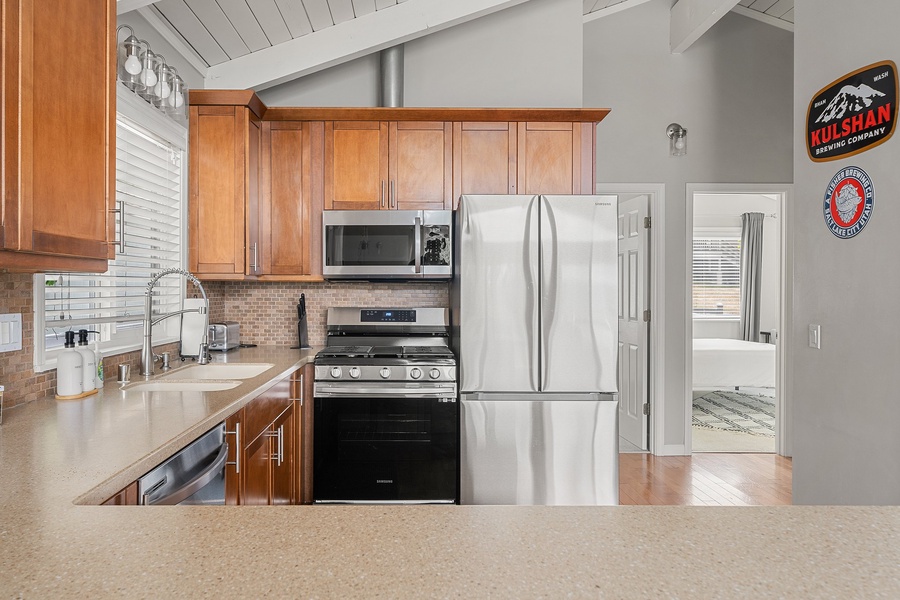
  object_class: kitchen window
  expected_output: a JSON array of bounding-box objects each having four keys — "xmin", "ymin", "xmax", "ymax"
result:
[
  {"xmin": 33, "ymin": 88, "xmax": 187, "ymax": 371},
  {"xmin": 692, "ymin": 235, "xmax": 741, "ymax": 318}
]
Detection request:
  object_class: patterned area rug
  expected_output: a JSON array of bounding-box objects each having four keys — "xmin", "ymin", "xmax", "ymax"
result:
[{"xmin": 692, "ymin": 390, "xmax": 775, "ymax": 437}]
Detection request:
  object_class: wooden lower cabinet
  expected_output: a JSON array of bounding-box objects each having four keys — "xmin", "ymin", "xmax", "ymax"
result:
[
  {"xmin": 101, "ymin": 481, "xmax": 139, "ymax": 505},
  {"xmin": 224, "ymin": 366, "xmax": 312, "ymax": 505}
]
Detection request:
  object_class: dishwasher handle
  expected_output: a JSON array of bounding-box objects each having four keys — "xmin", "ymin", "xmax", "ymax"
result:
[{"xmin": 143, "ymin": 441, "xmax": 229, "ymax": 506}]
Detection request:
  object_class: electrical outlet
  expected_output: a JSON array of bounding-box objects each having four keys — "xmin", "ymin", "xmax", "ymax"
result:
[
  {"xmin": 808, "ymin": 324, "xmax": 821, "ymax": 349},
  {"xmin": 0, "ymin": 314, "xmax": 22, "ymax": 353}
]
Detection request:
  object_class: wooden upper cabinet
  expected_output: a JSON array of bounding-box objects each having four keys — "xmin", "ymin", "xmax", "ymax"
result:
[
  {"xmin": 0, "ymin": 0, "xmax": 114, "ymax": 272},
  {"xmin": 325, "ymin": 121, "xmax": 452, "ymax": 210},
  {"xmin": 259, "ymin": 121, "xmax": 323, "ymax": 278},
  {"xmin": 452, "ymin": 122, "xmax": 517, "ymax": 207},
  {"xmin": 390, "ymin": 122, "xmax": 452, "ymax": 210},
  {"xmin": 325, "ymin": 121, "xmax": 388, "ymax": 210},
  {"xmin": 517, "ymin": 122, "xmax": 595, "ymax": 195},
  {"xmin": 188, "ymin": 105, "xmax": 259, "ymax": 279}
]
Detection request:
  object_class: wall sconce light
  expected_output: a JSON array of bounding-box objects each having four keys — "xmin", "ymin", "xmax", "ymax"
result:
[
  {"xmin": 115, "ymin": 25, "xmax": 146, "ymax": 93},
  {"xmin": 666, "ymin": 123, "xmax": 687, "ymax": 157},
  {"xmin": 116, "ymin": 25, "xmax": 188, "ymax": 121}
]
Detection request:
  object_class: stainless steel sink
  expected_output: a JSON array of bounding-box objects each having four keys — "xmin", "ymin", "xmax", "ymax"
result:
[
  {"xmin": 125, "ymin": 381, "xmax": 241, "ymax": 393},
  {"xmin": 161, "ymin": 363, "xmax": 274, "ymax": 380}
]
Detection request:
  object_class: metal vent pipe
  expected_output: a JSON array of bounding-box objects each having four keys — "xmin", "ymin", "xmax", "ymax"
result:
[{"xmin": 380, "ymin": 45, "xmax": 404, "ymax": 107}]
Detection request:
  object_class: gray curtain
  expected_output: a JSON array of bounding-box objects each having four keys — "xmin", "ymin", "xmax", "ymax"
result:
[{"xmin": 740, "ymin": 212, "xmax": 765, "ymax": 342}]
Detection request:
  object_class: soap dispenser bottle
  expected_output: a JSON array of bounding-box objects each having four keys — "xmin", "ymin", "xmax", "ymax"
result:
[
  {"xmin": 76, "ymin": 330, "xmax": 97, "ymax": 393},
  {"xmin": 57, "ymin": 331, "xmax": 84, "ymax": 397}
]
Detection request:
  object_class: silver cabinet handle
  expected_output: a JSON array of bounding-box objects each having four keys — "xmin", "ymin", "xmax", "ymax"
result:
[
  {"xmin": 225, "ymin": 425, "xmax": 240, "ymax": 474},
  {"xmin": 249, "ymin": 242, "xmax": 259, "ymax": 273},
  {"xmin": 267, "ymin": 425, "xmax": 284, "ymax": 466},
  {"xmin": 110, "ymin": 200, "xmax": 125, "ymax": 254},
  {"xmin": 141, "ymin": 475, "xmax": 167, "ymax": 506},
  {"xmin": 390, "ymin": 180, "xmax": 396, "ymax": 208},
  {"xmin": 381, "ymin": 180, "xmax": 386, "ymax": 208},
  {"xmin": 414, "ymin": 215, "xmax": 422, "ymax": 273}
]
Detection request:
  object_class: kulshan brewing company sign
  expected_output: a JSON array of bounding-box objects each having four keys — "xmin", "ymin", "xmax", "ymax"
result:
[{"xmin": 806, "ymin": 60, "xmax": 897, "ymax": 162}]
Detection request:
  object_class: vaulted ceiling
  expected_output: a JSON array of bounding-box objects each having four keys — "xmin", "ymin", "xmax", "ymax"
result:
[{"xmin": 116, "ymin": 0, "xmax": 794, "ymax": 91}]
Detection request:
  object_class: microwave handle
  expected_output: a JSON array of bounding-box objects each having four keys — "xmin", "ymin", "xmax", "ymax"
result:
[{"xmin": 414, "ymin": 215, "xmax": 422, "ymax": 273}]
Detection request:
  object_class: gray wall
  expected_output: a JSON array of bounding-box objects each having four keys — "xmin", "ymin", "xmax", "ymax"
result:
[
  {"xmin": 583, "ymin": 0, "xmax": 793, "ymax": 452},
  {"xmin": 258, "ymin": 0, "xmax": 583, "ymax": 108},
  {"xmin": 792, "ymin": 0, "xmax": 900, "ymax": 504}
]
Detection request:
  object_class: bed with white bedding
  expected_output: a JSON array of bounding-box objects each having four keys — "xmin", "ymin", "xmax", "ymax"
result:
[{"xmin": 692, "ymin": 338, "xmax": 776, "ymax": 389}]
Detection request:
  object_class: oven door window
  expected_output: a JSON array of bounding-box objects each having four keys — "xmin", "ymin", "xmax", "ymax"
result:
[{"xmin": 314, "ymin": 397, "xmax": 458, "ymax": 503}]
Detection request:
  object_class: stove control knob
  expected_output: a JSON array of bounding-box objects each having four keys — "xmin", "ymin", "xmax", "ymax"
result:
[
  {"xmin": 380, "ymin": 367, "xmax": 391, "ymax": 379},
  {"xmin": 410, "ymin": 367, "xmax": 422, "ymax": 380},
  {"xmin": 330, "ymin": 367, "xmax": 342, "ymax": 379},
  {"xmin": 429, "ymin": 368, "xmax": 441, "ymax": 380},
  {"xmin": 349, "ymin": 367, "xmax": 361, "ymax": 379}
]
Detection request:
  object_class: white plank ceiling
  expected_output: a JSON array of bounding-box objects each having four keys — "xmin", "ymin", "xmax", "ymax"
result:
[{"xmin": 118, "ymin": 0, "xmax": 793, "ymax": 89}]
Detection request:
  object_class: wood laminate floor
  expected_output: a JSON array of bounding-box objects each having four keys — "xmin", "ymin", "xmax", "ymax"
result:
[{"xmin": 619, "ymin": 453, "xmax": 792, "ymax": 506}]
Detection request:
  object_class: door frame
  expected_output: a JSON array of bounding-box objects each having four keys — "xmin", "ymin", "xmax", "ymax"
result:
[
  {"xmin": 596, "ymin": 183, "xmax": 665, "ymax": 455},
  {"xmin": 685, "ymin": 183, "xmax": 793, "ymax": 457}
]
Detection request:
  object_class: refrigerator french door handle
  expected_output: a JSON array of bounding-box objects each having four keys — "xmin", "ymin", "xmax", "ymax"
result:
[
  {"xmin": 539, "ymin": 197, "xmax": 558, "ymax": 390},
  {"xmin": 525, "ymin": 197, "xmax": 540, "ymax": 392},
  {"xmin": 414, "ymin": 215, "xmax": 422, "ymax": 273}
]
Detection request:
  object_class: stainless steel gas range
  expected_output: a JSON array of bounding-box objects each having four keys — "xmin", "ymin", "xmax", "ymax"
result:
[{"xmin": 313, "ymin": 307, "xmax": 458, "ymax": 504}]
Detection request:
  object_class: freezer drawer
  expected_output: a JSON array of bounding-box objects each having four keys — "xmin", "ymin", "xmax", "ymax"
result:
[{"xmin": 460, "ymin": 394, "xmax": 618, "ymax": 505}]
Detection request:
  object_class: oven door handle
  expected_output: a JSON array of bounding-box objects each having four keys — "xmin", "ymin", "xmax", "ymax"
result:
[{"xmin": 314, "ymin": 385, "xmax": 457, "ymax": 399}]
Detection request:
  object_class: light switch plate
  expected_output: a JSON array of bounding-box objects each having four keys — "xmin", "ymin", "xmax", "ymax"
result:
[
  {"xmin": 0, "ymin": 314, "xmax": 22, "ymax": 353},
  {"xmin": 808, "ymin": 324, "xmax": 821, "ymax": 349}
]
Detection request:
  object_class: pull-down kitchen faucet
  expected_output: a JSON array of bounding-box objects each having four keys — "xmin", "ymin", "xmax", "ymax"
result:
[{"xmin": 140, "ymin": 268, "xmax": 209, "ymax": 377}]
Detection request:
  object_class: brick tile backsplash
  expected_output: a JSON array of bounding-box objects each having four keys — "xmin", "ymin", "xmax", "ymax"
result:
[
  {"xmin": 202, "ymin": 281, "xmax": 450, "ymax": 346},
  {"xmin": 0, "ymin": 272, "xmax": 448, "ymax": 410}
]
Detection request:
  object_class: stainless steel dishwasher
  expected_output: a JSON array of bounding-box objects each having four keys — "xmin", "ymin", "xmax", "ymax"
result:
[{"xmin": 137, "ymin": 423, "xmax": 227, "ymax": 505}]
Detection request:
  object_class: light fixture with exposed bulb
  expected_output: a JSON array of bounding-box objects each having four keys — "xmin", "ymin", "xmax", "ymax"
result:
[
  {"xmin": 666, "ymin": 123, "xmax": 687, "ymax": 157},
  {"xmin": 116, "ymin": 25, "xmax": 188, "ymax": 121}
]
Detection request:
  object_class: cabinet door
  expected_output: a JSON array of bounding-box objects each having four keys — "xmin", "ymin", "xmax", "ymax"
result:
[
  {"xmin": 189, "ymin": 105, "xmax": 250, "ymax": 278},
  {"xmin": 325, "ymin": 121, "xmax": 388, "ymax": 210},
  {"xmin": 390, "ymin": 122, "xmax": 452, "ymax": 210},
  {"xmin": 452, "ymin": 122, "xmax": 517, "ymax": 208},
  {"xmin": 517, "ymin": 122, "xmax": 585, "ymax": 195},
  {"xmin": 271, "ymin": 404, "xmax": 295, "ymax": 505},
  {"xmin": 260, "ymin": 122, "xmax": 323, "ymax": 276},
  {"xmin": 1, "ymin": 0, "xmax": 114, "ymax": 270},
  {"xmin": 295, "ymin": 364, "xmax": 315, "ymax": 504},
  {"xmin": 246, "ymin": 117, "xmax": 261, "ymax": 276},
  {"xmin": 242, "ymin": 428, "xmax": 271, "ymax": 506}
]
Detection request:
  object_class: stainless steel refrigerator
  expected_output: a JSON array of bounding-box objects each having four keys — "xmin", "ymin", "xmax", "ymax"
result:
[{"xmin": 452, "ymin": 194, "xmax": 618, "ymax": 505}]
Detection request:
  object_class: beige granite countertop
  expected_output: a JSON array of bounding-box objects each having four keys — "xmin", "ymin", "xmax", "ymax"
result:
[{"xmin": 2, "ymin": 346, "xmax": 900, "ymax": 598}]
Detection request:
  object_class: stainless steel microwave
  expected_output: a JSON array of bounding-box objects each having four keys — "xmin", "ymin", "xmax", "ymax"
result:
[{"xmin": 322, "ymin": 210, "xmax": 452, "ymax": 280}]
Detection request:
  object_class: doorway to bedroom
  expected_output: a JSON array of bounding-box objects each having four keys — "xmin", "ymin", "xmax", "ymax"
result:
[{"xmin": 687, "ymin": 185, "xmax": 789, "ymax": 454}]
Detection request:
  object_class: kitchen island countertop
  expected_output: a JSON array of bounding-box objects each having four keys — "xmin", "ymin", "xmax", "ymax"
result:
[{"xmin": 1, "ymin": 346, "xmax": 899, "ymax": 598}]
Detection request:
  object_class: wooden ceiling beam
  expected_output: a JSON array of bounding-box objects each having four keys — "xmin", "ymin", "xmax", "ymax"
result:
[
  {"xmin": 203, "ymin": 0, "xmax": 534, "ymax": 91},
  {"xmin": 670, "ymin": 0, "xmax": 741, "ymax": 54}
]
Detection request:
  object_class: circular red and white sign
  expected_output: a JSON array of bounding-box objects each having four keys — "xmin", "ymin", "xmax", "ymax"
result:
[{"xmin": 823, "ymin": 166, "xmax": 874, "ymax": 238}]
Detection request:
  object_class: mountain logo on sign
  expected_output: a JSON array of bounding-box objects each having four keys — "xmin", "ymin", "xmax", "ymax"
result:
[{"xmin": 816, "ymin": 84, "xmax": 886, "ymax": 124}]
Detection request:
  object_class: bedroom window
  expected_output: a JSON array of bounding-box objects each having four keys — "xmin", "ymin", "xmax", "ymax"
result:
[{"xmin": 692, "ymin": 237, "xmax": 741, "ymax": 318}]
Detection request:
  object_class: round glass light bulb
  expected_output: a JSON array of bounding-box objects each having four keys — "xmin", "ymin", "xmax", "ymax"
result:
[
  {"xmin": 124, "ymin": 54, "xmax": 142, "ymax": 75},
  {"xmin": 153, "ymin": 79, "xmax": 171, "ymax": 99},
  {"xmin": 167, "ymin": 91, "xmax": 184, "ymax": 108},
  {"xmin": 674, "ymin": 138, "xmax": 685, "ymax": 150},
  {"xmin": 140, "ymin": 68, "xmax": 157, "ymax": 87}
]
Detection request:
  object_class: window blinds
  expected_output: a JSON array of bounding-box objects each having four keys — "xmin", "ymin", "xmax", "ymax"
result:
[
  {"xmin": 692, "ymin": 237, "xmax": 741, "ymax": 317},
  {"xmin": 41, "ymin": 115, "xmax": 184, "ymax": 341}
]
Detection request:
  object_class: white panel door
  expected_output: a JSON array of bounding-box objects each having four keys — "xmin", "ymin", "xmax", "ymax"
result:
[{"xmin": 617, "ymin": 194, "xmax": 649, "ymax": 450}]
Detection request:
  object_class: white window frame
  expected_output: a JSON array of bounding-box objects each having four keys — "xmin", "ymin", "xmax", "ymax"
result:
[
  {"xmin": 33, "ymin": 86, "xmax": 188, "ymax": 372},
  {"xmin": 691, "ymin": 227, "xmax": 742, "ymax": 321}
]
